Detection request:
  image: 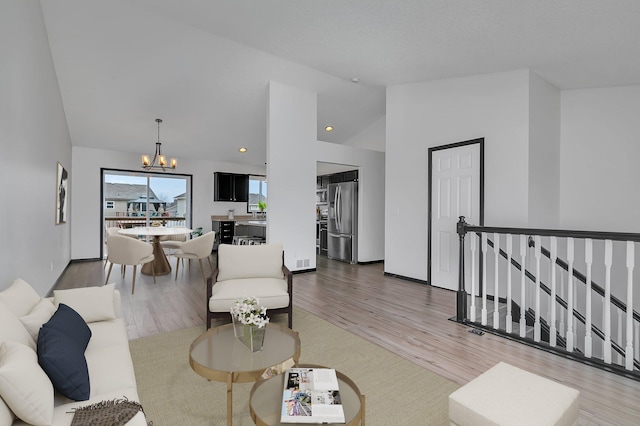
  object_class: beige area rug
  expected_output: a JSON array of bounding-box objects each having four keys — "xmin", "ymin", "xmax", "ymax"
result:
[{"xmin": 129, "ymin": 307, "xmax": 458, "ymax": 426}]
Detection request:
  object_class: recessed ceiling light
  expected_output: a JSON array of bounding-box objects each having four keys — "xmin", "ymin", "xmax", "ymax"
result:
[
  {"xmin": 238, "ymin": 147, "xmax": 247, "ymax": 153},
  {"xmin": 351, "ymin": 77, "xmax": 360, "ymax": 83},
  {"xmin": 325, "ymin": 126, "xmax": 334, "ymax": 132}
]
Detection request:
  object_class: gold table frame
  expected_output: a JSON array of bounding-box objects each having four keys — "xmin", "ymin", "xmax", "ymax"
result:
[{"xmin": 189, "ymin": 323, "xmax": 301, "ymax": 426}]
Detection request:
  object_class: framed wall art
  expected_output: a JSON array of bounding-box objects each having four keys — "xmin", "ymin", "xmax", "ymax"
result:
[{"xmin": 56, "ymin": 162, "xmax": 68, "ymax": 224}]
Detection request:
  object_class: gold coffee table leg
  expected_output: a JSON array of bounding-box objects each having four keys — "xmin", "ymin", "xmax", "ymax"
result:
[{"xmin": 226, "ymin": 372, "xmax": 233, "ymax": 426}]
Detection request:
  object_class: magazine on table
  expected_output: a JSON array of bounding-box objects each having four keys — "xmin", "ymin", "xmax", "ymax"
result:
[{"xmin": 280, "ymin": 368, "xmax": 345, "ymax": 424}]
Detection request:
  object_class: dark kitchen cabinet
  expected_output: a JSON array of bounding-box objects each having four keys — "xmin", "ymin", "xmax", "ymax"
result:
[
  {"xmin": 214, "ymin": 172, "xmax": 249, "ymax": 202},
  {"xmin": 212, "ymin": 220, "xmax": 234, "ymax": 249}
]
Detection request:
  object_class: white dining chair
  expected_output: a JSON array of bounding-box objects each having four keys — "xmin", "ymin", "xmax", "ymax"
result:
[
  {"xmin": 105, "ymin": 235, "xmax": 155, "ymax": 294},
  {"xmin": 174, "ymin": 231, "xmax": 216, "ymax": 285}
]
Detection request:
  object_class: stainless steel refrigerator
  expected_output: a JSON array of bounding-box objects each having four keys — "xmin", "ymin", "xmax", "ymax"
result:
[{"xmin": 327, "ymin": 181, "xmax": 358, "ymax": 263}]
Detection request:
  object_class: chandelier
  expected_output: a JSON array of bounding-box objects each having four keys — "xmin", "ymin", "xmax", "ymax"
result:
[{"xmin": 141, "ymin": 118, "xmax": 177, "ymax": 171}]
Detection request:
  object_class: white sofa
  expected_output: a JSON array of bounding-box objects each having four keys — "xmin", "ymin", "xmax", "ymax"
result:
[{"xmin": 0, "ymin": 278, "xmax": 147, "ymax": 426}]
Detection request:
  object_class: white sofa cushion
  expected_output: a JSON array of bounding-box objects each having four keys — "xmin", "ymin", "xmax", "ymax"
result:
[
  {"xmin": 0, "ymin": 300, "xmax": 36, "ymax": 350},
  {"xmin": 19, "ymin": 298, "xmax": 56, "ymax": 341},
  {"xmin": 0, "ymin": 396, "xmax": 15, "ymax": 425},
  {"xmin": 0, "ymin": 278, "xmax": 41, "ymax": 317},
  {"xmin": 0, "ymin": 341, "xmax": 54, "ymax": 426},
  {"xmin": 54, "ymin": 283, "xmax": 116, "ymax": 323},
  {"xmin": 217, "ymin": 243, "xmax": 284, "ymax": 281},
  {"xmin": 209, "ymin": 277, "xmax": 289, "ymax": 312},
  {"xmin": 84, "ymin": 319, "xmax": 137, "ymax": 397}
]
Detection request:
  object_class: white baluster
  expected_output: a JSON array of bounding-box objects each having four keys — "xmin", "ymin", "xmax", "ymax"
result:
[
  {"xmin": 470, "ymin": 232, "xmax": 477, "ymax": 322},
  {"xmin": 566, "ymin": 238, "xmax": 575, "ymax": 351},
  {"xmin": 625, "ymin": 241, "xmax": 634, "ymax": 370},
  {"xmin": 549, "ymin": 237, "xmax": 558, "ymax": 347},
  {"xmin": 585, "ymin": 239, "xmax": 593, "ymax": 358},
  {"xmin": 519, "ymin": 235, "xmax": 527, "ymax": 338},
  {"xmin": 506, "ymin": 234, "xmax": 513, "ymax": 334},
  {"xmin": 493, "ymin": 233, "xmax": 500, "ymax": 329},
  {"xmin": 534, "ymin": 235, "xmax": 541, "ymax": 342},
  {"xmin": 604, "ymin": 240, "xmax": 613, "ymax": 364},
  {"xmin": 481, "ymin": 233, "xmax": 488, "ymax": 326}
]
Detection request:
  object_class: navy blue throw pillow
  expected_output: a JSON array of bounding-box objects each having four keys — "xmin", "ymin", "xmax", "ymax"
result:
[
  {"xmin": 37, "ymin": 326, "xmax": 90, "ymax": 401},
  {"xmin": 42, "ymin": 303, "xmax": 91, "ymax": 351}
]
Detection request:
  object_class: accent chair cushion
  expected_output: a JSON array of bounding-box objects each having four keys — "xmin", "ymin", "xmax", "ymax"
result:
[
  {"xmin": 37, "ymin": 326, "xmax": 91, "ymax": 401},
  {"xmin": 0, "ymin": 277, "xmax": 42, "ymax": 317},
  {"xmin": 19, "ymin": 298, "xmax": 56, "ymax": 341},
  {"xmin": 0, "ymin": 341, "xmax": 54, "ymax": 426},
  {"xmin": 217, "ymin": 243, "xmax": 284, "ymax": 281},
  {"xmin": 54, "ymin": 283, "xmax": 116, "ymax": 323},
  {"xmin": 209, "ymin": 278, "xmax": 289, "ymax": 312}
]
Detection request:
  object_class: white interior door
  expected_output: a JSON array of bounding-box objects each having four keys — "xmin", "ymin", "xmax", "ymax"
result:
[{"xmin": 430, "ymin": 143, "xmax": 480, "ymax": 291}]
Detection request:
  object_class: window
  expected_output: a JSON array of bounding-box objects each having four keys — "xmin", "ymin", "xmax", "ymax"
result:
[
  {"xmin": 105, "ymin": 201, "xmax": 115, "ymax": 209},
  {"xmin": 248, "ymin": 175, "xmax": 267, "ymax": 213}
]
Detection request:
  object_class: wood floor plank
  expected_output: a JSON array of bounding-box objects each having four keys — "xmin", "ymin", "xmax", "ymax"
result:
[{"xmin": 55, "ymin": 254, "xmax": 640, "ymax": 425}]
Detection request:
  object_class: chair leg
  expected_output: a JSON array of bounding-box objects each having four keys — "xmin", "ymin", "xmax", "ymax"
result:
[
  {"xmin": 198, "ymin": 259, "xmax": 206, "ymax": 285},
  {"xmin": 122, "ymin": 265, "xmax": 126, "ymax": 278},
  {"xmin": 151, "ymin": 262, "xmax": 156, "ymax": 284},
  {"xmin": 175, "ymin": 257, "xmax": 180, "ymax": 281},
  {"xmin": 131, "ymin": 265, "xmax": 137, "ymax": 294},
  {"xmin": 105, "ymin": 263, "xmax": 113, "ymax": 284}
]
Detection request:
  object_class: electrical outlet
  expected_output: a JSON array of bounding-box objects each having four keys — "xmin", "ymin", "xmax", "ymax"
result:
[{"xmin": 303, "ymin": 259, "xmax": 310, "ymax": 267}]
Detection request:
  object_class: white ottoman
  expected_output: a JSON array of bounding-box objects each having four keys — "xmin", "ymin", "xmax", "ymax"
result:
[{"xmin": 449, "ymin": 362, "xmax": 580, "ymax": 426}]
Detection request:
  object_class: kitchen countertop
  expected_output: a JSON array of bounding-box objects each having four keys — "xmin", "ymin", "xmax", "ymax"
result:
[{"xmin": 235, "ymin": 220, "xmax": 267, "ymax": 227}]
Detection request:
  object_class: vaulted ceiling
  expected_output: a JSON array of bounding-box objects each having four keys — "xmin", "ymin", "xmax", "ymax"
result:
[{"xmin": 40, "ymin": 0, "xmax": 640, "ymax": 166}]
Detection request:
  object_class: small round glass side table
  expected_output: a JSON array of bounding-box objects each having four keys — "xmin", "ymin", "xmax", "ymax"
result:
[
  {"xmin": 189, "ymin": 323, "xmax": 301, "ymax": 426},
  {"xmin": 249, "ymin": 364, "xmax": 365, "ymax": 426}
]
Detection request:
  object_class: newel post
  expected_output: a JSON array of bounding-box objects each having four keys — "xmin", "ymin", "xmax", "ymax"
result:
[{"xmin": 456, "ymin": 216, "xmax": 468, "ymax": 322}]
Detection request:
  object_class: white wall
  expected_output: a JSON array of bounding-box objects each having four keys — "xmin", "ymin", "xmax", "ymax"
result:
[
  {"xmin": 267, "ymin": 81, "xmax": 317, "ymax": 271},
  {"xmin": 1, "ymin": 0, "xmax": 72, "ymax": 294},
  {"xmin": 561, "ymin": 85, "xmax": 640, "ymax": 233},
  {"xmin": 343, "ymin": 116, "xmax": 386, "ymax": 153},
  {"xmin": 316, "ymin": 142, "xmax": 385, "ymax": 262},
  {"xmin": 71, "ymin": 146, "xmax": 265, "ymax": 259},
  {"xmin": 385, "ymin": 70, "xmax": 531, "ymax": 281},
  {"xmin": 528, "ymin": 72, "xmax": 561, "ymax": 228}
]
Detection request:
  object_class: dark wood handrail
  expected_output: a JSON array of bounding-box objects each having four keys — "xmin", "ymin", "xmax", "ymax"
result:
[{"xmin": 464, "ymin": 223, "xmax": 640, "ymax": 243}]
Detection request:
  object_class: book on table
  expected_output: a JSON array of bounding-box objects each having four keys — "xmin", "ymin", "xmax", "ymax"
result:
[{"xmin": 280, "ymin": 367, "xmax": 345, "ymax": 424}]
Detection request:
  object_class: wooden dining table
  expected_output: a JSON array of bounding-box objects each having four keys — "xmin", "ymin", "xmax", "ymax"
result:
[{"xmin": 118, "ymin": 226, "xmax": 192, "ymax": 275}]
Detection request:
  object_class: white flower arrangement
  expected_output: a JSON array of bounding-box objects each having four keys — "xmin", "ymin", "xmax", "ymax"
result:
[{"xmin": 230, "ymin": 296, "xmax": 270, "ymax": 328}]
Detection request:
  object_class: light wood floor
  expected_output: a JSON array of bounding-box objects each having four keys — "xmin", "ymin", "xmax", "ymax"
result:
[{"xmin": 56, "ymin": 255, "xmax": 640, "ymax": 425}]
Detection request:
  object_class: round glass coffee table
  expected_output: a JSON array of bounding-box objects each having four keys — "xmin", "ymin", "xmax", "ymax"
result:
[
  {"xmin": 249, "ymin": 364, "xmax": 365, "ymax": 426},
  {"xmin": 189, "ymin": 323, "xmax": 301, "ymax": 426}
]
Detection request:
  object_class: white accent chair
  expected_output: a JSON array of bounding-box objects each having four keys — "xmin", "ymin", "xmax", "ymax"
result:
[
  {"xmin": 174, "ymin": 231, "xmax": 216, "ymax": 285},
  {"xmin": 207, "ymin": 243, "xmax": 292, "ymax": 329},
  {"xmin": 105, "ymin": 235, "xmax": 155, "ymax": 294}
]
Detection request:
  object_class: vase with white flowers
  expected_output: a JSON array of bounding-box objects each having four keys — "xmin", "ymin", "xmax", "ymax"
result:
[{"xmin": 230, "ymin": 296, "xmax": 270, "ymax": 352}]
